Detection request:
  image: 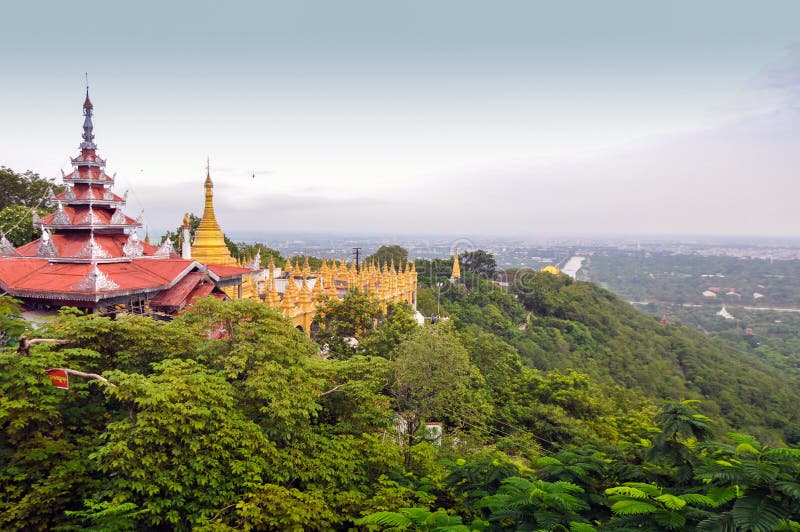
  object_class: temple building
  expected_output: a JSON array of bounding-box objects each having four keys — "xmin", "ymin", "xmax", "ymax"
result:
[
  {"xmin": 0, "ymin": 88, "xmax": 418, "ymax": 332},
  {"xmin": 182, "ymin": 171, "xmax": 419, "ymax": 334},
  {"xmin": 0, "ymin": 91, "xmax": 249, "ymax": 315}
]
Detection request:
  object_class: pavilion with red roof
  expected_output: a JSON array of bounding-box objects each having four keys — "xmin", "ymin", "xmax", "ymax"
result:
[{"xmin": 0, "ymin": 90, "xmax": 248, "ymax": 316}]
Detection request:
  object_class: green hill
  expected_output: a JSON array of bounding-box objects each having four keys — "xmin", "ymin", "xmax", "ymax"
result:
[{"xmin": 418, "ymin": 267, "xmax": 800, "ymax": 441}]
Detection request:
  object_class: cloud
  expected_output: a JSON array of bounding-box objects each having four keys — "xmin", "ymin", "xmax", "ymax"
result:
[{"xmin": 758, "ymin": 44, "xmax": 800, "ymax": 105}]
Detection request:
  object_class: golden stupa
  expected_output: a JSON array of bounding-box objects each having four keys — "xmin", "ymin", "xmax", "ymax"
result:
[
  {"xmin": 451, "ymin": 250, "xmax": 461, "ymax": 280},
  {"xmin": 191, "ymin": 167, "xmax": 237, "ymax": 267}
]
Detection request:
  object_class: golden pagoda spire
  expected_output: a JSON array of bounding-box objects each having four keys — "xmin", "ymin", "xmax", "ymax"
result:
[
  {"xmin": 451, "ymin": 250, "xmax": 461, "ymax": 280},
  {"xmin": 284, "ymin": 258, "xmax": 293, "ymax": 273},
  {"xmin": 312, "ymin": 274, "xmax": 324, "ymax": 299},
  {"xmin": 267, "ymin": 276, "xmax": 281, "ymax": 307},
  {"xmin": 297, "ymin": 278, "xmax": 312, "ymax": 309},
  {"xmin": 302, "ymin": 256, "xmax": 311, "ymax": 276},
  {"xmin": 191, "ymin": 161, "xmax": 237, "ymax": 266}
]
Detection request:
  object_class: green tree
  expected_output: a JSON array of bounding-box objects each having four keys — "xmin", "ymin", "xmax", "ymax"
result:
[
  {"xmin": 480, "ymin": 476, "xmax": 594, "ymax": 531},
  {"xmin": 0, "ymin": 205, "xmax": 50, "ymax": 247},
  {"xmin": 460, "ymin": 250, "xmax": 497, "ymax": 279},
  {"xmin": 0, "ymin": 167, "xmax": 61, "ymax": 211},
  {"xmin": 360, "ymin": 301, "xmax": 419, "ymax": 359},
  {"xmin": 389, "ymin": 323, "xmax": 491, "ymax": 456},
  {"xmin": 648, "ymin": 400, "xmax": 714, "ymax": 485},
  {"xmin": 0, "ymin": 296, "xmax": 26, "ymax": 346},
  {"xmin": 695, "ymin": 433, "xmax": 800, "ymax": 531},
  {"xmin": 355, "ymin": 506, "xmax": 472, "ymax": 531},
  {"xmin": 604, "ymin": 482, "xmax": 719, "ymax": 530},
  {"xmin": 367, "ymin": 245, "xmax": 409, "ymax": 267},
  {"xmin": 313, "ymin": 290, "xmax": 384, "ymax": 359},
  {"xmin": 89, "ymin": 358, "xmax": 277, "ymax": 529}
]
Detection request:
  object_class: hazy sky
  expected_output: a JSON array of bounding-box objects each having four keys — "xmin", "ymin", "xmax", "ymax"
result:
[{"xmin": 2, "ymin": 1, "xmax": 799, "ymax": 237}]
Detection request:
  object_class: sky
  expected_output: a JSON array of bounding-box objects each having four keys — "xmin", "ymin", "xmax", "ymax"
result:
[{"xmin": 2, "ymin": 0, "xmax": 799, "ymax": 238}]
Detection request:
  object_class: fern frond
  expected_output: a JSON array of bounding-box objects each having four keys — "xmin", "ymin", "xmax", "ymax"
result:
[
  {"xmin": 654, "ymin": 509, "xmax": 687, "ymax": 530},
  {"xmin": 698, "ymin": 510, "xmax": 736, "ymax": 531},
  {"xmin": 610, "ymin": 499, "xmax": 659, "ymax": 515},
  {"xmin": 732, "ymin": 495, "xmax": 784, "ymax": 532},
  {"xmin": 655, "ymin": 494, "xmax": 687, "ymax": 510},
  {"xmin": 569, "ymin": 522, "xmax": 597, "ymax": 532},
  {"xmin": 355, "ymin": 511, "xmax": 413, "ymax": 528},
  {"xmin": 679, "ymin": 493, "xmax": 718, "ymax": 508},
  {"xmin": 774, "ymin": 481, "xmax": 800, "ymax": 501}
]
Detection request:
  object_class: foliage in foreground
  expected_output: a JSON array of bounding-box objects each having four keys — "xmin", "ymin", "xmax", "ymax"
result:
[{"xmin": 1, "ymin": 261, "xmax": 799, "ymax": 529}]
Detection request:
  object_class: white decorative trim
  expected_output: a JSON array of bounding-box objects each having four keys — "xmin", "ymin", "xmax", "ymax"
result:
[
  {"xmin": 36, "ymin": 228, "xmax": 58, "ymax": 257},
  {"xmin": 75, "ymin": 234, "xmax": 110, "ymax": 260},
  {"xmin": 154, "ymin": 238, "xmax": 175, "ymax": 258},
  {"xmin": 79, "ymin": 204, "xmax": 102, "ymax": 225},
  {"xmin": 73, "ymin": 264, "xmax": 119, "ymax": 292},
  {"xmin": 123, "ymin": 232, "xmax": 144, "ymax": 258},
  {"xmin": 52, "ymin": 202, "xmax": 71, "ymax": 225},
  {"xmin": 65, "ymin": 187, "xmax": 76, "ymax": 201},
  {"xmin": 0, "ymin": 232, "xmax": 19, "ymax": 256},
  {"xmin": 103, "ymin": 188, "xmax": 115, "ymax": 200},
  {"xmin": 110, "ymin": 207, "xmax": 126, "ymax": 225}
]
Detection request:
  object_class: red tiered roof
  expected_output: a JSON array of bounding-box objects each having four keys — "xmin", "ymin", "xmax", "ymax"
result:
[
  {"xmin": 0, "ymin": 89, "xmax": 247, "ymax": 312},
  {"xmin": 16, "ymin": 233, "xmax": 162, "ymax": 259},
  {"xmin": 0, "ymin": 258, "xmax": 197, "ymax": 299},
  {"xmin": 34, "ymin": 206, "xmax": 138, "ymax": 229}
]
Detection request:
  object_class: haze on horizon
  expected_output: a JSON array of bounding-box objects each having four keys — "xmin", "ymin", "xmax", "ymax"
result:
[{"xmin": 2, "ymin": 1, "xmax": 799, "ymax": 238}]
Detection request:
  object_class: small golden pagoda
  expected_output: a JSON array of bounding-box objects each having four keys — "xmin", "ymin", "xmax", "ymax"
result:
[
  {"xmin": 541, "ymin": 265, "xmax": 561, "ymax": 275},
  {"xmin": 450, "ymin": 250, "xmax": 461, "ymax": 281}
]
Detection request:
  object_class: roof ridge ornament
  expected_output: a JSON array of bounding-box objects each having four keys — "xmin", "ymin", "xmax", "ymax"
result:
[
  {"xmin": 45, "ymin": 188, "xmax": 57, "ymax": 208},
  {"xmin": 52, "ymin": 201, "xmax": 71, "ymax": 225},
  {"xmin": 36, "ymin": 228, "xmax": 58, "ymax": 257},
  {"xmin": 75, "ymin": 232, "xmax": 111, "ymax": 260},
  {"xmin": 79, "ymin": 204, "xmax": 102, "ymax": 225},
  {"xmin": 73, "ymin": 263, "xmax": 119, "ymax": 292},
  {"xmin": 123, "ymin": 231, "xmax": 144, "ymax": 258},
  {"xmin": 110, "ymin": 206, "xmax": 126, "ymax": 225},
  {"xmin": 154, "ymin": 238, "xmax": 175, "ymax": 258},
  {"xmin": 65, "ymin": 187, "xmax": 76, "ymax": 201},
  {"xmin": 0, "ymin": 231, "xmax": 20, "ymax": 256}
]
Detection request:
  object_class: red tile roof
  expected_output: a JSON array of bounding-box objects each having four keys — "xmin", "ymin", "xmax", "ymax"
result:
[
  {"xmin": 0, "ymin": 257, "xmax": 198, "ymax": 300},
  {"xmin": 16, "ymin": 233, "xmax": 160, "ymax": 259},
  {"xmin": 149, "ymin": 272, "xmax": 204, "ymax": 308},
  {"xmin": 38, "ymin": 205, "xmax": 137, "ymax": 227},
  {"xmin": 56, "ymin": 185, "xmax": 123, "ymax": 202}
]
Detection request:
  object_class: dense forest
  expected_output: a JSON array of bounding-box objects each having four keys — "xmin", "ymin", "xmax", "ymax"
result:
[{"xmin": 1, "ymin": 247, "xmax": 800, "ymax": 530}]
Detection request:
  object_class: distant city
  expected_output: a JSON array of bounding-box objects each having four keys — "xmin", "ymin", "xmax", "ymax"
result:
[{"xmin": 222, "ymin": 232, "xmax": 800, "ymax": 269}]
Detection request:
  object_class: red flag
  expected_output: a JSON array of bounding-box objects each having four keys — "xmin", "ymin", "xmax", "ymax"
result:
[{"xmin": 47, "ymin": 369, "xmax": 69, "ymax": 389}]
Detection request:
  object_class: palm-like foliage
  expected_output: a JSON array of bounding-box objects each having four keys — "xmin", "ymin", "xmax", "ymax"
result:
[
  {"xmin": 604, "ymin": 481, "xmax": 719, "ymax": 530},
  {"xmin": 695, "ymin": 433, "xmax": 800, "ymax": 531},
  {"xmin": 354, "ymin": 507, "xmax": 472, "ymax": 531},
  {"xmin": 648, "ymin": 400, "xmax": 715, "ymax": 485},
  {"xmin": 480, "ymin": 476, "xmax": 594, "ymax": 531}
]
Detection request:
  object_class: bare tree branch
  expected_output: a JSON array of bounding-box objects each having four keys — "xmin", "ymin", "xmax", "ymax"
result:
[
  {"xmin": 47, "ymin": 367, "xmax": 117, "ymax": 387},
  {"xmin": 319, "ymin": 384, "xmax": 345, "ymax": 396},
  {"xmin": 17, "ymin": 336, "xmax": 69, "ymax": 356}
]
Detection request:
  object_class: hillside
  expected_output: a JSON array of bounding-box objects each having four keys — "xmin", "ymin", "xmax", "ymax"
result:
[{"xmin": 418, "ymin": 268, "xmax": 800, "ymax": 441}]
